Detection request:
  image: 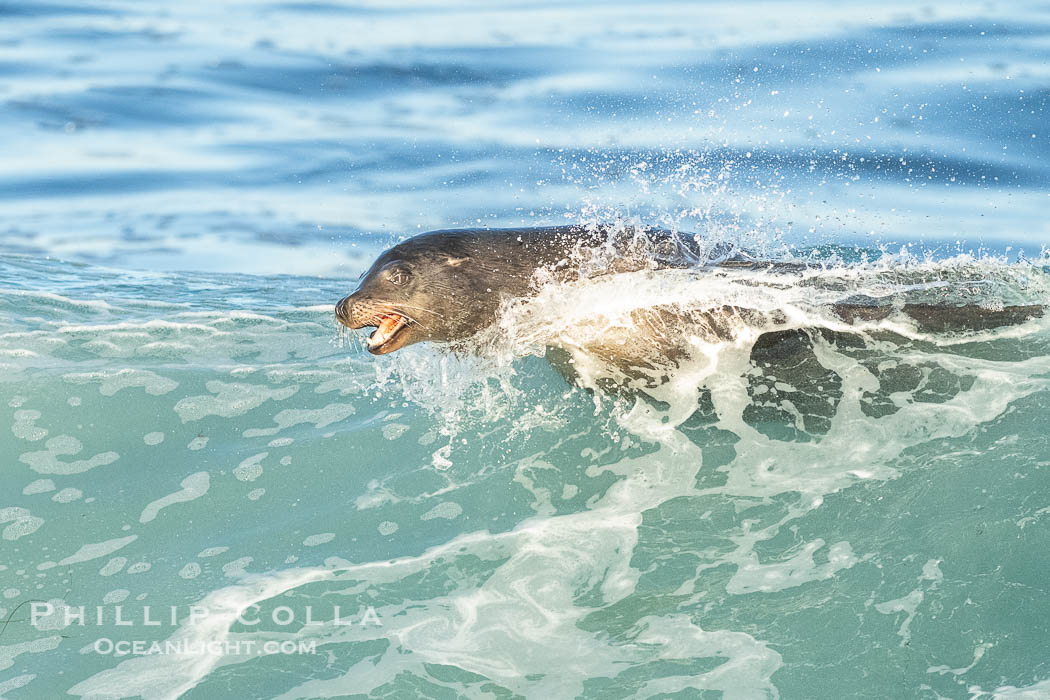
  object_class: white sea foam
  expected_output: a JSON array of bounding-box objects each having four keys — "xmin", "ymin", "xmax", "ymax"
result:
[
  {"xmin": 726, "ymin": 539, "xmax": 858, "ymax": 594},
  {"xmin": 51, "ymin": 487, "xmax": 82, "ymax": 503},
  {"xmin": 179, "ymin": 562, "xmax": 202, "ymax": 579},
  {"xmin": 0, "ymin": 636, "xmax": 62, "ymax": 673},
  {"xmin": 103, "ymin": 589, "xmax": 130, "ymax": 604},
  {"xmin": 99, "ymin": 557, "xmax": 127, "ymax": 577},
  {"xmin": 63, "ymin": 368, "xmax": 178, "ymax": 396},
  {"xmin": 139, "ymin": 472, "xmax": 210, "ymax": 524},
  {"xmin": 11, "ymin": 409, "xmax": 47, "ymax": 441},
  {"xmin": 175, "ymin": 382, "xmax": 298, "ymax": 422},
  {"xmin": 233, "ymin": 453, "xmax": 266, "ymax": 482},
  {"xmin": 0, "ymin": 289, "xmax": 114, "ymax": 312},
  {"xmin": 19, "ymin": 435, "xmax": 119, "ymax": 475},
  {"xmin": 22, "ymin": 479, "xmax": 55, "ymax": 495},
  {"xmin": 420, "ymin": 501, "xmax": 463, "ymax": 521},
  {"xmin": 0, "ymin": 673, "xmax": 36, "ymax": 695},
  {"xmin": 302, "ymin": 533, "xmax": 335, "ymax": 547},
  {"xmin": 39, "ymin": 535, "xmax": 138, "ymax": 570},
  {"xmin": 197, "ymin": 547, "xmax": 228, "ymax": 558},
  {"xmin": 67, "ymin": 568, "xmax": 331, "ymax": 699},
  {"xmin": 0, "ymin": 506, "xmax": 44, "ymax": 541},
  {"xmin": 241, "ymin": 402, "xmax": 356, "ymax": 438},
  {"xmin": 143, "ymin": 431, "xmax": 165, "ymax": 445}
]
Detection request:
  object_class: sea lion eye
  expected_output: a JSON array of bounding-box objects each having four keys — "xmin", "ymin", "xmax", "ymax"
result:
[{"xmin": 388, "ymin": 268, "xmax": 409, "ymax": 286}]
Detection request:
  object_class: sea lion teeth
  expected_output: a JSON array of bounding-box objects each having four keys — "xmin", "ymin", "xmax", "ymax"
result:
[{"xmin": 368, "ymin": 314, "xmax": 405, "ymax": 348}]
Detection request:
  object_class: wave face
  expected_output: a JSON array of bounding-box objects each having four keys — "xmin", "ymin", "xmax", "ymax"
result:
[{"xmin": 3, "ymin": 251, "xmax": 1050, "ymax": 698}]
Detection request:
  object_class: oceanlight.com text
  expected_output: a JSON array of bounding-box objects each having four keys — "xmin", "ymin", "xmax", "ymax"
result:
[{"xmin": 93, "ymin": 638, "xmax": 319, "ymax": 656}]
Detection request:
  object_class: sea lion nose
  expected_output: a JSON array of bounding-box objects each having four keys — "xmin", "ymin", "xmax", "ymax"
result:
[{"xmin": 335, "ymin": 295, "xmax": 356, "ymax": 328}]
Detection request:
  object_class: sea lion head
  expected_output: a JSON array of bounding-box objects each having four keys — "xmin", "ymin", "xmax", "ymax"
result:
[{"xmin": 336, "ymin": 230, "xmax": 530, "ymax": 354}]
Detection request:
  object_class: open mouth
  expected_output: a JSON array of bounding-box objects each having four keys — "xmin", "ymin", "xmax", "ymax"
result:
[{"xmin": 367, "ymin": 313, "xmax": 408, "ymax": 353}]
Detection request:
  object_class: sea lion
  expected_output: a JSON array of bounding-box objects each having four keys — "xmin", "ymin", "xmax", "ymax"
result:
[
  {"xmin": 335, "ymin": 226, "xmax": 1043, "ymax": 374},
  {"xmin": 335, "ymin": 225, "xmax": 732, "ymax": 355}
]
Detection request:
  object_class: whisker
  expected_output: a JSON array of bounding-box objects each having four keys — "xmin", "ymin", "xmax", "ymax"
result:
[
  {"xmin": 396, "ymin": 312, "xmax": 428, "ymax": 330},
  {"xmin": 391, "ymin": 303, "xmax": 447, "ymax": 320},
  {"xmin": 333, "ymin": 320, "xmax": 364, "ymax": 355}
]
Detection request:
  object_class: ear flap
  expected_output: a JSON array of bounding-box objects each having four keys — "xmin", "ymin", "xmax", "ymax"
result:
[{"xmin": 446, "ymin": 256, "xmax": 470, "ymax": 267}]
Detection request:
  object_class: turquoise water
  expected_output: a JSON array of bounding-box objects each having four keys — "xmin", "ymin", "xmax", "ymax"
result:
[{"xmin": 3, "ymin": 1, "xmax": 1050, "ymax": 698}]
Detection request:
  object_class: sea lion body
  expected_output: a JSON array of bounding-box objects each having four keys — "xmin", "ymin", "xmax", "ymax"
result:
[{"xmin": 335, "ymin": 226, "xmax": 1043, "ymax": 382}]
